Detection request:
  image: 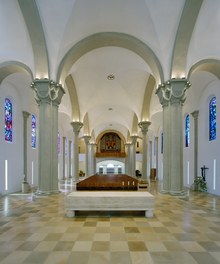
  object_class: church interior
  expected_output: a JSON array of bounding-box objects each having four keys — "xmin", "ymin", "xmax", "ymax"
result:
[{"xmin": 1, "ymin": 0, "xmax": 220, "ymax": 263}]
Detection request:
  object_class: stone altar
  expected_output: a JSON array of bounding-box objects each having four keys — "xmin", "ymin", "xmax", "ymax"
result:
[{"xmin": 65, "ymin": 191, "xmax": 155, "ymax": 218}]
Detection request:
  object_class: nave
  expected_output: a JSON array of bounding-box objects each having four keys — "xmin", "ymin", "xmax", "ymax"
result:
[{"xmin": 0, "ymin": 181, "xmax": 220, "ymax": 264}]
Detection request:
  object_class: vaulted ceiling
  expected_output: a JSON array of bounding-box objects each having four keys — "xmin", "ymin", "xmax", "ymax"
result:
[{"xmin": 1, "ymin": 0, "xmax": 220, "ymax": 141}]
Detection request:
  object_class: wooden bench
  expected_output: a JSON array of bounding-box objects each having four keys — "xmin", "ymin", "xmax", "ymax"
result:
[
  {"xmin": 76, "ymin": 174, "xmax": 138, "ymax": 191},
  {"xmin": 65, "ymin": 191, "xmax": 155, "ymax": 218}
]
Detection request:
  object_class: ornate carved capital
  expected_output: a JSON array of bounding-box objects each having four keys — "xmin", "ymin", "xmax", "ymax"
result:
[
  {"xmin": 71, "ymin": 121, "xmax": 83, "ymax": 135},
  {"xmin": 22, "ymin": 111, "xmax": 30, "ymax": 120},
  {"xmin": 83, "ymin": 135, "xmax": 91, "ymax": 145},
  {"xmin": 130, "ymin": 135, "xmax": 138, "ymax": 145},
  {"xmin": 156, "ymin": 78, "xmax": 191, "ymax": 106},
  {"xmin": 191, "ymin": 110, "xmax": 199, "ymax": 120},
  {"xmin": 30, "ymin": 79, "xmax": 65, "ymax": 106},
  {"xmin": 138, "ymin": 121, "xmax": 151, "ymax": 135}
]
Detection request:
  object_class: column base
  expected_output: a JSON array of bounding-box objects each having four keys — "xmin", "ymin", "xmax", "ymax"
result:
[
  {"xmin": 169, "ymin": 189, "xmax": 187, "ymax": 197},
  {"xmin": 34, "ymin": 189, "xmax": 60, "ymax": 196},
  {"xmin": 160, "ymin": 189, "xmax": 170, "ymax": 194}
]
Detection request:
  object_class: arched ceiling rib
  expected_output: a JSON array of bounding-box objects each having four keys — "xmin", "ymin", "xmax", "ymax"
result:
[
  {"xmin": 171, "ymin": 0, "xmax": 203, "ymax": 78},
  {"xmin": 65, "ymin": 75, "xmax": 80, "ymax": 121},
  {"xmin": 18, "ymin": 0, "xmax": 49, "ymax": 78},
  {"xmin": 141, "ymin": 75, "xmax": 156, "ymax": 121}
]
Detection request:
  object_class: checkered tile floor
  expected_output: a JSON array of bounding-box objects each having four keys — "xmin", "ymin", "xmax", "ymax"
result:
[{"xmin": 0, "ymin": 181, "xmax": 220, "ymax": 264}]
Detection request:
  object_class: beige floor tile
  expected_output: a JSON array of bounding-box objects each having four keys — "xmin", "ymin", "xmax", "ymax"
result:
[
  {"xmin": 180, "ymin": 241, "xmax": 206, "ymax": 252},
  {"xmin": 145, "ymin": 241, "xmax": 168, "ymax": 252},
  {"xmin": 0, "ymin": 251, "xmax": 30, "ymax": 264},
  {"xmin": 72, "ymin": 241, "xmax": 92, "ymax": 251},
  {"xmin": 110, "ymin": 241, "xmax": 129, "ymax": 251},
  {"xmin": 93, "ymin": 233, "xmax": 110, "ymax": 241},
  {"xmin": 88, "ymin": 251, "xmax": 110, "ymax": 264},
  {"xmin": 34, "ymin": 241, "xmax": 57, "ymax": 251},
  {"xmin": 43, "ymin": 252, "xmax": 71, "ymax": 264},
  {"xmin": 130, "ymin": 252, "xmax": 154, "ymax": 264}
]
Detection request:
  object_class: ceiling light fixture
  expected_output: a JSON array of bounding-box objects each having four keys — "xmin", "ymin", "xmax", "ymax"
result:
[{"xmin": 107, "ymin": 74, "xmax": 115, "ymax": 80}]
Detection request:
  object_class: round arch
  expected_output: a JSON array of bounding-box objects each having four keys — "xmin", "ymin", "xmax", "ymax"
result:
[
  {"xmin": 57, "ymin": 32, "xmax": 164, "ymax": 85},
  {"xmin": 188, "ymin": 59, "xmax": 220, "ymax": 80},
  {"xmin": 0, "ymin": 61, "xmax": 33, "ymax": 84}
]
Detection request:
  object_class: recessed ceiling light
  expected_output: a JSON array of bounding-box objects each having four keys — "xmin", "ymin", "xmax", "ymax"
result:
[{"xmin": 107, "ymin": 74, "xmax": 115, "ymax": 80}]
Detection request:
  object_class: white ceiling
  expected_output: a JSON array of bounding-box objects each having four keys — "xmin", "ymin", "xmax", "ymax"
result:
[{"xmin": 1, "ymin": 0, "xmax": 220, "ymax": 141}]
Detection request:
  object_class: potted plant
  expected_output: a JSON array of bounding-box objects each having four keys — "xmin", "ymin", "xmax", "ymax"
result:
[{"xmin": 194, "ymin": 176, "xmax": 207, "ymax": 192}]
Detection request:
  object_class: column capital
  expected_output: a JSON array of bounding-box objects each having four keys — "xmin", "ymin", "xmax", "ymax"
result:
[
  {"xmin": 31, "ymin": 78, "xmax": 65, "ymax": 106},
  {"xmin": 138, "ymin": 121, "xmax": 151, "ymax": 134},
  {"xmin": 22, "ymin": 111, "xmax": 30, "ymax": 120},
  {"xmin": 130, "ymin": 135, "xmax": 138, "ymax": 144},
  {"xmin": 156, "ymin": 78, "xmax": 191, "ymax": 106},
  {"xmin": 191, "ymin": 110, "xmax": 199, "ymax": 119},
  {"xmin": 71, "ymin": 121, "xmax": 83, "ymax": 134},
  {"xmin": 83, "ymin": 135, "xmax": 91, "ymax": 145}
]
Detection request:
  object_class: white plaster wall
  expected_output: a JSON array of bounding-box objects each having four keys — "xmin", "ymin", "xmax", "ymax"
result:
[
  {"xmin": 197, "ymin": 80, "xmax": 220, "ymax": 195},
  {"xmin": 0, "ymin": 82, "xmax": 23, "ymax": 194},
  {"xmin": 183, "ymin": 78, "xmax": 220, "ymax": 195}
]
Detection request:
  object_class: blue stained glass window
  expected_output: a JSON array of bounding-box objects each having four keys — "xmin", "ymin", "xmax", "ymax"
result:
[
  {"xmin": 185, "ymin": 114, "xmax": 190, "ymax": 147},
  {"xmin": 31, "ymin": 115, "xmax": 36, "ymax": 148},
  {"xmin": 58, "ymin": 132, "xmax": 60, "ymax": 155},
  {"xmin": 209, "ymin": 97, "xmax": 216, "ymax": 141},
  {"xmin": 5, "ymin": 98, "xmax": 12, "ymax": 142}
]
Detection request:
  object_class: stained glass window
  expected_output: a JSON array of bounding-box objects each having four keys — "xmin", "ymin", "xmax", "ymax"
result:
[
  {"xmin": 4, "ymin": 98, "xmax": 12, "ymax": 142},
  {"xmin": 185, "ymin": 114, "xmax": 190, "ymax": 147},
  {"xmin": 209, "ymin": 97, "xmax": 216, "ymax": 141},
  {"xmin": 31, "ymin": 115, "xmax": 36, "ymax": 148}
]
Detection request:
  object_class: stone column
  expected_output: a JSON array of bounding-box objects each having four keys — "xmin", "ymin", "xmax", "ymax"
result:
[
  {"xmin": 156, "ymin": 78, "xmax": 191, "ymax": 195},
  {"xmin": 83, "ymin": 135, "xmax": 91, "ymax": 177},
  {"xmin": 130, "ymin": 135, "xmax": 138, "ymax": 177},
  {"xmin": 22, "ymin": 111, "xmax": 30, "ymax": 193},
  {"xmin": 71, "ymin": 121, "xmax": 83, "ymax": 182},
  {"xmin": 155, "ymin": 137, "xmax": 159, "ymax": 180},
  {"xmin": 31, "ymin": 79, "xmax": 65, "ymax": 194},
  {"xmin": 138, "ymin": 121, "xmax": 151, "ymax": 181},
  {"xmin": 125, "ymin": 143, "xmax": 131, "ymax": 175},
  {"xmin": 191, "ymin": 111, "xmax": 199, "ymax": 180},
  {"xmin": 62, "ymin": 137, "xmax": 66, "ymax": 180},
  {"xmin": 89, "ymin": 143, "xmax": 96, "ymax": 175},
  {"xmin": 69, "ymin": 140, "xmax": 72, "ymax": 178}
]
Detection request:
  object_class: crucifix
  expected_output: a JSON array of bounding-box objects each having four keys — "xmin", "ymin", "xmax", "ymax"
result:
[{"xmin": 201, "ymin": 165, "xmax": 208, "ymax": 181}]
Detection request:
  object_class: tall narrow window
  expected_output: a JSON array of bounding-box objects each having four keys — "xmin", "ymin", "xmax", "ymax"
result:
[
  {"xmin": 209, "ymin": 97, "xmax": 216, "ymax": 141},
  {"xmin": 31, "ymin": 115, "xmax": 36, "ymax": 148},
  {"xmin": 4, "ymin": 98, "xmax": 12, "ymax": 142},
  {"xmin": 185, "ymin": 114, "xmax": 190, "ymax": 147}
]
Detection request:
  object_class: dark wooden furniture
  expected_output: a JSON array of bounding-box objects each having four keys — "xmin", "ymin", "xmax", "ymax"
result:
[{"xmin": 76, "ymin": 174, "xmax": 138, "ymax": 191}]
